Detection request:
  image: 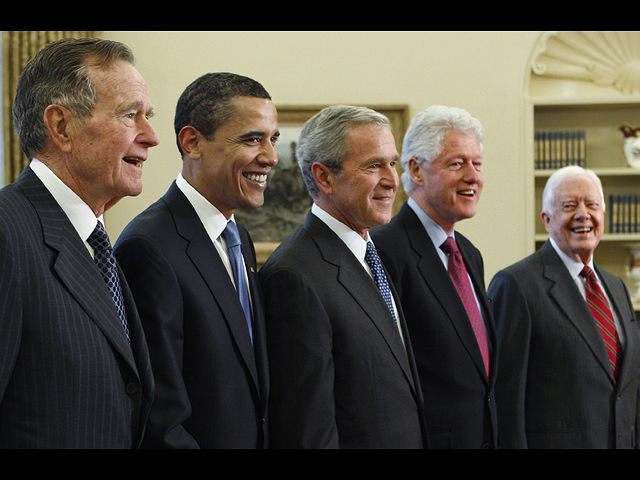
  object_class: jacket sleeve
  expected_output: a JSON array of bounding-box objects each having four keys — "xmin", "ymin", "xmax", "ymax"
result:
[
  {"xmin": 260, "ymin": 266, "xmax": 339, "ymax": 448},
  {"xmin": 115, "ymin": 234, "xmax": 199, "ymax": 449},
  {"xmin": 487, "ymin": 269, "xmax": 532, "ymax": 448}
]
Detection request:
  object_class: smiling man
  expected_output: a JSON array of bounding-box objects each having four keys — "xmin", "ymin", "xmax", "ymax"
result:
[
  {"xmin": 488, "ymin": 165, "xmax": 640, "ymax": 448},
  {"xmin": 372, "ymin": 105, "xmax": 498, "ymax": 449},
  {"xmin": 0, "ymin": 37, "xmax": 157, "ymax": 448},
  {"xmin": 114, "ymin": 73, "xmax": 277, "ymax": 448},
  {"xmin": 260, "ymin": 105, "xmax": 426, "ymax": 448}
]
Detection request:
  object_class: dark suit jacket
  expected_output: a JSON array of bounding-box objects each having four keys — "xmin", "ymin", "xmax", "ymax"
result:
[
  {"xmin": 372, "ymin": 202, "xmax": 498, "ymax": 448},
  {"xmin": 488, "ymin": 240, "xmax": 640, "ymax": 448},
  {"xmin": 259, "ymin": 211, "xmax": 426, "ymax": 448},
  {"xmin": 0, "ymin": 166, "xmax": 154, "ymax": 448},
  {"xmin": 114, "ymin": 182, "xmax": 269, "ymax": 449}
]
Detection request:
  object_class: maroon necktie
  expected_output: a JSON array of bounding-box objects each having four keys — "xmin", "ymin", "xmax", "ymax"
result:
[
  {"xmin": 440, "ymin": 237, "xmax": 490, "ymax": 377},
  {"xmin": 580, "ymin": 266, "xmax": 622, "ymax": 381}
]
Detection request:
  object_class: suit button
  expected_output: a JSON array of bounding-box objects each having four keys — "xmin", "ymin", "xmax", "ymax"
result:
[{"xmin": 126, "ymin": 382, "xmax": 138, "ymax": 395}]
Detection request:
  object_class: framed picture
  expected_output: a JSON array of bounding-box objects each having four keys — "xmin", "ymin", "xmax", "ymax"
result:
[{"xmin": 233, "ymin": 105, "xmax": 410, "ymax": 266}]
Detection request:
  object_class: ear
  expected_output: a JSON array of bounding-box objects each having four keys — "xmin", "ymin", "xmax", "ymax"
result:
[
  {"xmin": 43, "ymin": 104, "xmax": 73, "ymax": 153},
  {"xmin": 408, "ymin": 157, "xmax": 424, "ymax": 186},
  {"xmin": 541, "ymin": 210, "xmax": 550, "ymax": 230},
  {"xmin": 178, "ymin": 126, "xmax": 203, "ymax": 160},
  {"xmin": 311, "ymin": 162, "xmax": 336, "ymax": 196}
]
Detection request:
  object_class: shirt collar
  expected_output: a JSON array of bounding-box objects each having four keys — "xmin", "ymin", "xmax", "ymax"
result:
[
  {"xmin": 549, "ymin": 236, "xmax": 596, "ymax": 280},
  {"xmin": 311, "ymin": 203, "xmax": 371, "ymax": 265},
  {"xmin": 30, "ymin": 158, "xmax": 101, "ymax": 242},
  {"xmin": 176, "ymin": 173, "xmax": 231, "ymax": 239},
  {"xmin": 407, "ymin": 196, "xmax": 456, "ymax": 248}
]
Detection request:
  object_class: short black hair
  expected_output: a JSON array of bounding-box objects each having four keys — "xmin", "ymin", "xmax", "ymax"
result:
[{"xmin": 174, "ymin": 72, "xmax": 271, "ymax": 155}]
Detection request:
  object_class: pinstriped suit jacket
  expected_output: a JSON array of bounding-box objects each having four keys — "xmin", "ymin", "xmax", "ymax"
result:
[
  {"xmin": 0, "ymin": 167, "xmax": 154, "ymax": 448},
  {"xmin": 488, "ymin": 240, "xmax": 640, "ymax": 448}
]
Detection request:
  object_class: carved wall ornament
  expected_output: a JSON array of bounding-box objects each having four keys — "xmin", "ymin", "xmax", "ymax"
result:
[{"xmin": 532, "ymin": 31, "xmax": 640, "ymax": 95}]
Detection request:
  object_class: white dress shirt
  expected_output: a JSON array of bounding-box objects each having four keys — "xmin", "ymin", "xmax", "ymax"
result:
[
  {"xmin": 311, "ymin": 203, "xmax": 403, "ymax": 342},
  {"xmin": 30, "ymin": 158, "xmax": 103, "ymax": 258},
  {"xmin": 176, "ymin": 173, "xmax": 249, "ymax": 292},
  {"xmin": 549, "ymin": 237, "xmax": 625, "ymax": 346}
]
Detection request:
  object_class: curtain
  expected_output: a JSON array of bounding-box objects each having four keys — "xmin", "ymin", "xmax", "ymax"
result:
[{"xmin": 2, "ymin": 31, "xmax": 99, "ymax": 185}]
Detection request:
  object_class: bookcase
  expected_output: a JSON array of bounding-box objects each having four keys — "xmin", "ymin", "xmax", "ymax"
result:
[{"xmin": 532, "ymin": 100, "xmax": 640, "ymax": 312}]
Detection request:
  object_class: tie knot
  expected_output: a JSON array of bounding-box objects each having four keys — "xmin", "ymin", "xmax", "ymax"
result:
[
  {"xmin": 365, "ymin": 241, "xmax": 381, "ymax": 266},
  {"xmin": 580, "ymin": 265, "xmax": 594, "ymax": 281},
  {"xmin": 222, "ymin": 221, "xmax": 242, "ymax": 249},
  {"xmin": 87, "ymin": 220, "xmax": 111, "ymax": 253},
  {"xmin": 440, "ymin": 237, "xmax": 459, "ymax": 256}
]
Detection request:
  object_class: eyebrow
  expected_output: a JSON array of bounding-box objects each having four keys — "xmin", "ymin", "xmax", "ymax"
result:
[
  {"xmin": 117, "ymin": 100, "xmax": 155, "ymax": 118},
  {"xmin": 238, "ymin": 130, "xmax": 280, "ymax": 140}
]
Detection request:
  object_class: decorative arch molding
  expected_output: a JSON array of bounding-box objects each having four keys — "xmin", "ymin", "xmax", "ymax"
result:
[{"xmin": 531, "ymin": 31, "xmax": 640, "ymax": 95}]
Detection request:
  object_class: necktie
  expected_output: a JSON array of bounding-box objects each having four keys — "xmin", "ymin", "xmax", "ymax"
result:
[
  {"xmin": 222, "ymin": 221, "xmax": 253, "ymax": 344},
  {"xmin": 440, "ymin": 237, "xmax": 489, "ymax": 377},
  {"xmin": 365, "ymin": 241, "xmax": 397, "ymax": 324},
  {"xmin": 580, "ymin": 266, "xmax": 622, "ymax": 381},
  {"xmin": 87, "ymin": 220, "xmax": 130, "ymax": 341}
]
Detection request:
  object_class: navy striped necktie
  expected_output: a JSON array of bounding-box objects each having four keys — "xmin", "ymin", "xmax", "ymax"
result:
[{"xmin": 87, "ymin": 220, "xmax": 130, "ymax": 341}]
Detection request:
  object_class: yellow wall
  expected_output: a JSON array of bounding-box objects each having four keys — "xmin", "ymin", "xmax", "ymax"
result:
[{"xmin": 102, "ymin": 30, "xmax": 542, "ymax": 282}]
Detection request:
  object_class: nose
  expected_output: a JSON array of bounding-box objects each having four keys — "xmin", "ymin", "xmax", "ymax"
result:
[
  {"xmin": 381, "ymin": 162, "xmax": 399, "ymax": 189},
  {"xmin": 138, "ymin": 116, "xmax": 160, "ymax": 148},
  {"xmin": 258, "ymin": 140, "xmax": 278, "ymax": 167},
  {"xmin": 575, "ymin": 202, "xmax": 591, "ymax": 219}
]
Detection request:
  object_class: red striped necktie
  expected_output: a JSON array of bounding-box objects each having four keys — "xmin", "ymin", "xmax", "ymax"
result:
[
  {"xmin": 441, "ymin": 237, "xmax": 490, "ymax": 377},
  {"xmin": 580, "ymin": 266, "xmax": 622, "ymax": 381}
]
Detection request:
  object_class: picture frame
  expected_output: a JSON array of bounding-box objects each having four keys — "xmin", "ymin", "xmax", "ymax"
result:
[{"xmin": 234, "ymin": 105, "xmax": 410, "ymax": 267}]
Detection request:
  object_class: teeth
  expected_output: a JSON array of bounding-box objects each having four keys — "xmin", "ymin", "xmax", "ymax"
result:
[
  {"xmin": 458, "ymin": 190, "xmax": 474, "ymax": 196},
  {"xmin": 572, "ymin": 227, "xmax": 592, "ymax": 233},
  {"xmin": 243, "ymin": 173, "xmax": 267, "ymax": 183}
]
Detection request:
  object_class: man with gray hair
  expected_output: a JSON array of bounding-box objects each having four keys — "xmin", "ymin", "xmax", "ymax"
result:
[
  {"xmin": 372, "ymin": 105, "xmax": 498, "ymax": 448},
  {"xmin": 260, "ymin": 104, "xmax": 426, "ymax": 448},
  {"xmin": 0, "ymin": 37, "xmax": 158, "ymax": 448},
  {"xmin": 488, "ymin": 165, "xmax": 640, "ymax": 448}
]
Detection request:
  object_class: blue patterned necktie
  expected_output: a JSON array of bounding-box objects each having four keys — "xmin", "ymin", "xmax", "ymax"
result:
[
  {"xmin": 222, "ymin": 221, "xmax": 253, "ymax": 344},
  {"xmin": 87, "ymin": 220, "xmax": 130, "ymax": 341},
  {"xmin": 365, "ymin": 241, "xmax": 397, "ymax": 324}
]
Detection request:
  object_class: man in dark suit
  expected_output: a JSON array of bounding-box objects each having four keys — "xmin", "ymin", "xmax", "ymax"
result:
[
  {"xmin": 259, "ymin": 105, "xmax": 426, "ymax": 448},
  {"xmin": 372, "ymin": 105, "xmax": 497, "ymax": 448},
  {"xmin": 488, "ymin": 165, "xmax": 640, "ymax": 448},
  {"xmin": 114, "ymin": 73, "xmax": 277, "ymax": 448},
  {"xmin": 0, "ymin": 37, "xmax": 157, "ymax": 448}
]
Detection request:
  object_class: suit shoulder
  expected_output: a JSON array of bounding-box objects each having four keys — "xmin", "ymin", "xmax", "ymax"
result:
[
  {"xmin": 117, "ymin": 198, "xmax": 172, "ymax": 242},
  {"xmin": 259, "ymin": 226, "xmax": 315, "ymax": 278}
]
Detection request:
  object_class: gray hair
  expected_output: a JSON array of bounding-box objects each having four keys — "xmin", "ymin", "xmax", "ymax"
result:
[
  {"xmin": 401, "ymin": 105, "xmax": 484, "ymax": 194},
  {"xmin": 542, "ymin": 165, "xmax": 605, "ymax": 214},
  {"xmin": 13, "ymin": 37, "xmax": 136, "ymax": 159},
  {"xmin": 296, "ymin": 105, "xmax": 391, "ymax": 198}
]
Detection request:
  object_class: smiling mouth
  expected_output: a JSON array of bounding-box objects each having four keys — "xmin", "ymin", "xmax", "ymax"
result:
[
  {"xmin": 572, "ymin": 226, "xmax": 593, "ymax": 234},
  {"xmin": 243, "ymin": 173, "xmax": 268, "ymax": 183},
  {"xmin": 458, "ymin": 190, "xmax": 475, "ymax": 197},
  {"xmin": 123, "ymin": 157, "xmax": 143, "ymax": 167}
]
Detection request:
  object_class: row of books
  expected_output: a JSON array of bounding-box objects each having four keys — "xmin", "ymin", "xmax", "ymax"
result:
[
  {"xmin": 609, "ymin": 194, "xmax": 640, "ymax": 233},
  {"xmin": 535, "ymin": 130, "xmax": 587, "ymax": 170}
]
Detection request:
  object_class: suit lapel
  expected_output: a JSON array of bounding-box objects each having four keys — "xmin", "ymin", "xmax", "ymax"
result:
[
  {"xmin": 398, "ymin": 205, "xmax": 490, "ymax": 379},
  {"xmin": 540, "ymin": 242, "xmax": 614, "ymax": 380},
  {"xmin": 303, "ymin": 213, "xmax": 417, "ymax": 393},
  {"xmin": 164, "ymin": 184, "xmax": 260, "ymax": 390},
  {"xmin": 17, "ymin": 167, "xmax": 136, "ymax": 367}
]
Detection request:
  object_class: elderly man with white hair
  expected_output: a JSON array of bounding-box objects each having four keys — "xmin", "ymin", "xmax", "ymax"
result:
[{"xmin": 488, "ymin": 165, "xmax": 640, "ymax": 449}]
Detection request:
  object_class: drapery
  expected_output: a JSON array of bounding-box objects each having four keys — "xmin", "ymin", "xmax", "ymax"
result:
[{"xmin": 2, "ymin": 31, "xmax": 98, "ymax": 185}]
